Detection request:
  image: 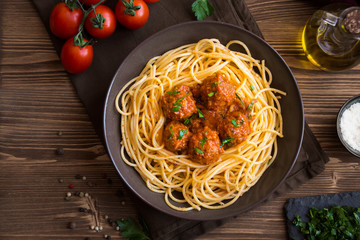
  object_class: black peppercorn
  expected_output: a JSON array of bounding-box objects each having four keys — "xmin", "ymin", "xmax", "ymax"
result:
[{"xmin": 56, "ymin": 147, "xmax": 64, "ymax": 155}]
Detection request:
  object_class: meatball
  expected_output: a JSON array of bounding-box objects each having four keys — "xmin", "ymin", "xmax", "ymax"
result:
[
  {"xmin": 199, "ymin": 72, "xmax": 236, "ymax": 110},
  {"xmin": 193, "ymin": 104, "xmax": 226, "ymax": 131},
  {"xmin": 228, "ymin": 97, "xmax": 249, "ymax": 113},
  {"xmin": 163, "ymin": 121, "xmax": 191, "ymax": 152},
  {"xmin": 188, "ymin": 126, "xmax": 224, "ymax": 165},
  {"xmin": 187, "ymin": 118, "xmax": 203, "ymax": 133},
  {"xmin": 200, "ymin": 106, "xmax": 226, "ymax": 131},
  {"xmin": 218, "ymin": 111, "xmax": 251, "ymax": 147},
  {"xmin": 185, "ymin": 105, "xmax": 223, "ymax": 133},
  {"xmin": 162, "ymin": 85, "xmax": 197, "ymax": 120}
]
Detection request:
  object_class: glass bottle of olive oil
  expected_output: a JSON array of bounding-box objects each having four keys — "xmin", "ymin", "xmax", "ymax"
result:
[{"xmin": 302, "ymin": 4, "xmax": 360, "ymax": 71}]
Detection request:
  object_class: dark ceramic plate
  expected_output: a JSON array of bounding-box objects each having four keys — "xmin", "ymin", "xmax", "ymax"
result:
[{"xmin": 103, "ymin": 21, "xmax": 304, "ymax": 220}]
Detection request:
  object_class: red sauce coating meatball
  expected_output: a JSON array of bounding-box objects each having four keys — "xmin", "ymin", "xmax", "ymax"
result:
[
  {"xmin": 162, "ymin": 85, "xmax": 197, "ymax": 120},
  {"xmin": 187, "ymin": 117, "xmax": 202, "ymax": 133},
  {"xmin": 160, "ymin": 73, "xmax": 253, "ymax": 163},
  {"xmin": 163, "ymin": 121, "xmax": 191, "ymax": 152},
  {"xmin": 190, "ymin": 84, "xmax": 201, "ymax": 99},
  {"xmin": 188, "ymin": 126, "xmax": 224, "ymax": 165},
  {"xmin": 218, "ymin": 111, "xmax": 251, "ymax": 147},
  {"xmin": 197, "ymin": 105, "xmax": 224, "ymax": 131},
  {"xmin": 199, "ymin": 72, "xmax": 236, "ymax": 110}
]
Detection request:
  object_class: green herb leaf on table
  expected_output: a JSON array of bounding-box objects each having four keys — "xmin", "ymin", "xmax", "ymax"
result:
[
  {"xmin": 117, "ymin": 217, "xmax": 150, "ymax": 240},
  {"xmin": 192, "ymin": 0, "xmax": 214, "ymax": 21}
]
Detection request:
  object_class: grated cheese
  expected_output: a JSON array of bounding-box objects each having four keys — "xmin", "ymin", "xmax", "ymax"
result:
[{"xmin": 340, "ymin": 102, "xmax": 360, "ymax": 152}]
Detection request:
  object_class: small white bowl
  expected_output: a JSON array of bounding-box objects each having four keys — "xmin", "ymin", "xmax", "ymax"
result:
[{"xmin": 336, "ymin": 95, "xmax": 360, "ymax": 158}]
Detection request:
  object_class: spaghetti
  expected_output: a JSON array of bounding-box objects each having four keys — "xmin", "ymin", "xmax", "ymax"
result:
[{"xmin": 115, "ymin": 39, "xmax": 285, "ymax": 211}]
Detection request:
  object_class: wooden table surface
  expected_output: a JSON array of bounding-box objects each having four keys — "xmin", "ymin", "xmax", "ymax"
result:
[{"xmin": 1, "ymin": 0, "xmax": 360, "ymax": 239}]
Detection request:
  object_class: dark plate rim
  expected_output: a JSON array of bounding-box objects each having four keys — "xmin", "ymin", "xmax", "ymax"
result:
[{"xmin": 103, "ymin": 21, "xmax": 304, "ymax": 220}]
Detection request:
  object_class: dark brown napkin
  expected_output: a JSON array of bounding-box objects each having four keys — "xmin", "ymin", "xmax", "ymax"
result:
[{"xmin": 31, "ymin": 0, "xmax": 329, "ymax": 239}]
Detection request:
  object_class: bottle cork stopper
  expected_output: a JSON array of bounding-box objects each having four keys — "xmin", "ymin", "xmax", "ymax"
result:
[{"xmin": 344, "ymin": 9, "xmax": 360, "ymax": 34}]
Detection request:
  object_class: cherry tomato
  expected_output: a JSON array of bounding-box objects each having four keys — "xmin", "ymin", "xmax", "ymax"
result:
[
  {"xmin": 79, "ymin": 0, "xmax": 106, "ymax": 6},
  {"xmin": 60, "ymin": 37, "xmax": 94, "ymax": 74},
  {"xmin": 49, "ymin": 2, "xmax": 84, "ymax": 39},
  {"xmin": 85, "ymin": 5, "xmax": 117, "ymax": 39},
  {"xmin": 144, "ymin": 0, "xmax": 159, "ymax": 2},
  {"xmin": 115, "ymin": 0, "xmax": 149, "ymax": 30}
]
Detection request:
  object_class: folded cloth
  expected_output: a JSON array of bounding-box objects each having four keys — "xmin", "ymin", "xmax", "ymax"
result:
[{"xmin": 31, "ymin": 0, "xmax": 329, "ymax": 239}]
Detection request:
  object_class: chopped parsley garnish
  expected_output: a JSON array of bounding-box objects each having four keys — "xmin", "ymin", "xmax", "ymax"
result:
[
  {"xmin": 184, "ymin": 115, "xmax": 193, "ymax": 125},
  {"xmin": 197, "ymin": 108, "xmax": 204, "ymax": 118},
  {"xmin": 231, "ymin": 119, "xmax": 240, "ymax": 128},
  {"xmin": 166, "ymin": 91, "xmax": 180, "ymax": 95},
  {"xmin": 200, "ymin": 136, "xmax": 207, "ymax": 147},
  {"xmin": 292, "ymin": 205, "xmax": 360, "ymax": 240},
  {"xmin": 178, "ymin": 129, "xmax": 188, "ymax": 140},
  {"xmin": 247, "ymin": 100, "xmax": 255, "ymax": 111},
  {"xmin": 211, "ymin": 81, "xmax": 221, "ymax": 87},
  {"xmin": 172, "ymin": 92, "xmax": 190, "ymax": 112},
  {"xmin": 220, "ymin": 136, "xmax": 234, "ymax": 147},
  {"xmin": 250, "ymin": 85, "xmax": 255, "ymax": 91},
  {"xmin": 168, "ymin": 126, "xmax": 174, "ymax": 139},
  {"xmin": 208, "ymin": 91, "xmax": 216, "ymax": 97},
  {"xmin": 235, "ymin": 93, "xmax": 245, "ymax": 108},
  {"xmin": 194, "ymin": 147, "xmax": 204, "ymax": 154},
  {"xmin": 172, "ymin": 106, "xmax": 180, "ymax": 112}
]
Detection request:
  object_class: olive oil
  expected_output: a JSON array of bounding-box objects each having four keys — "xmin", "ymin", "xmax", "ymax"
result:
[{"xmin": 302, "ymin": 5, "xmax": 360, "ymax": 71}]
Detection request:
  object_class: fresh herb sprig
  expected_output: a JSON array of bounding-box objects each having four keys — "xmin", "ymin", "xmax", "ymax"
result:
[
  {"xmin": 117, "ymin": 217, "xmax": 150, "ymax": 240},
  {"xmin": 172, "ymin": 92, "xmax": 190, "ymax": 112},
  {"xmin": 194, "ymin": 147, "xmax": 204, "ymax": 154},
  {"xmin": 178, "ymin": 129, "xmax": 188, "ymax": 140},
  {"xmin": 192, "ymin": 0, "xmax": 214, "ymax": 21},
  {"xmin": 220, "ymin": 136, "xmax": 234, "ymax": 147}
]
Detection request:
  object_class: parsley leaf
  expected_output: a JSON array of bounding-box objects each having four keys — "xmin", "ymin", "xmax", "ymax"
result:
[
  {"xmin": 194, "ymin": 147, "xmax": 204, "ymax": 154},
  {"xmin": 172, "ymin": 92, "xmax": 190, "ymax": 112},
  {"xmin": 192, "ymin": 0, "xmax": 214, "ymax": 21},
  {"xmin": 184, "ymin": 115, "xmax": 193, "ymax": 125},
  {"xmin": 117, "ymin": 217, "xmax": 150, "ymax": 240},
  {"xmin": 200, "ymin": 136, "xmax": 207, "ymax": 147},
  {"xmin": 168, "ymin": 126, "xmax": 174, "ymax": 139},
  {"xmin": 166, "ymin": 91, "xmax": 180, "ymax": 95},
  {"xmin": 178, "ymin": 129, "xmax": 188, "ymax": 140},
  {"xmin": 235, "ymin": 93, "xmax": 245, "ymax": 108},
  {"xmin": 197, "ymin": 108, "xmax": 204, "ymax": 118},
  {"xmin": 172, "ymin": 106, "xmax": 180, "ymax": 112},
  {"xmin": 220, "ymin": 136, "xmax": 234, "ymax": 147},
  {"xmin": 231, "ymin": 119, "xmax": 240, "ymax": 128},
  {"xmin": 208, "ymin": 91, "xmax": 216, "ymax": 97},
  {"xmin": 211, "ymin": 81, "xmax": 221, "ymax": 87},
  {"xmin": 247, "ymin": 100, "xmax": 255, "ymax": 111},
  {"xmin": 250, "ymin": 85, "xmax": 255, "ymax": 91}
]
